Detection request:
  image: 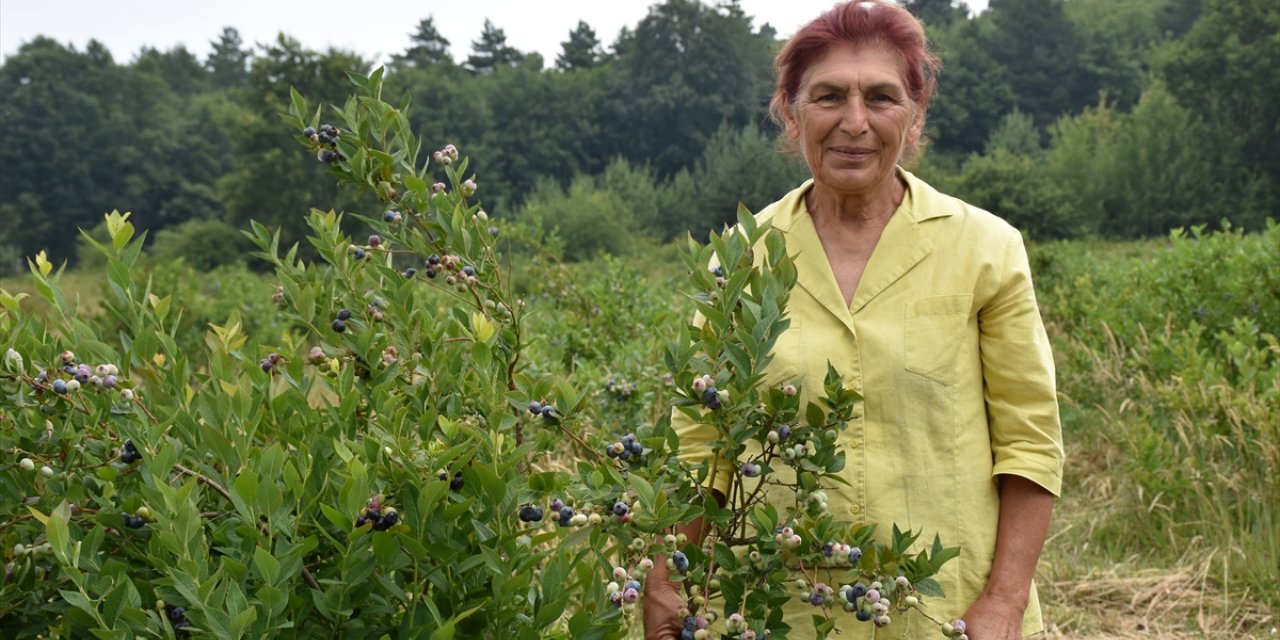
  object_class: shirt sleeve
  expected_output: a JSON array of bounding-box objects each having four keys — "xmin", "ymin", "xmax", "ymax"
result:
[{"xmin": 979, "ymin": 230, "xmax": 1065, "ymax": 496}]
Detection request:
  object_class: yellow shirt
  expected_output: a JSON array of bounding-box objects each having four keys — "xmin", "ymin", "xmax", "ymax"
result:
[{"xmin": 674, "ymin": 170, "xmax": 1065, "ymax": 639}]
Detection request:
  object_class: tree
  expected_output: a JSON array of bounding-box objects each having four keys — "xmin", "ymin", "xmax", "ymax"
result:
[
  {"xmin": 392, "ymin": 17, "xmax": 453, "ymax": 69},
  {"xmin": 982, "ymin": 0, "xmax": 1098, "ymax": 128},
  {"xmin": 556, "ymin": 20, "xmax": 604, "ymax": 71},
  {"xmin": 903, "ymin": 0, "xmax": 967, "ymax": 27},
  {"xmin": 601, "ymin": 0, "xmax": 776, "ymax": 178},
  {"xmin": 924, "ymin": 18, "xmax": 1017, "ymax": 154},
  {"xmin": 1157, "ymin": 0, "xmax": 1279, "ymax": 221},
  {"xmin": 206, "ymin": 27, "xmax": 250, "ymax": 89},
  {"xmin": 465, "ymin": 19, "xmax": 524, "ymax": 74}
]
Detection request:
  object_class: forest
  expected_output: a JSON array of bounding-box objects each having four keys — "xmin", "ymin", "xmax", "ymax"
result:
[{"xmin": 0, "ymin": 0, "xmax": 1276, "ymax": 274}]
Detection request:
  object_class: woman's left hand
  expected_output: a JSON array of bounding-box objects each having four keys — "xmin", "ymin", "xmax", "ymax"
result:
[{"xmin": 959, "ymin": 591, "xmax": 1027, "ymax": 640}]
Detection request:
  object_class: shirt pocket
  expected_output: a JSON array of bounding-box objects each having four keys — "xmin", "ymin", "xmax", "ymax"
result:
[{"xmin": 904, "ymin": 294, "xmax": 973, "ymax": 384}]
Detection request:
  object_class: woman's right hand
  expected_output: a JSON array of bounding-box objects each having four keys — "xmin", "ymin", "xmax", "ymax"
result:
[{"xmin": 643, "ymin": 563, "xmax": 686, "ymax": 640}]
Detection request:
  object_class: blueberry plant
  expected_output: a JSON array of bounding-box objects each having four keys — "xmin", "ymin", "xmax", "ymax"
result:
[{"xmin": 0, "ymin": 68, "xmax": 964, "ymax": 639}]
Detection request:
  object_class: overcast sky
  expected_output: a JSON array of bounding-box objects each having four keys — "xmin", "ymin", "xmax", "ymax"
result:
[{"xmin": 0, "ymin": 1, "xmax": 988, "ymax": 68}]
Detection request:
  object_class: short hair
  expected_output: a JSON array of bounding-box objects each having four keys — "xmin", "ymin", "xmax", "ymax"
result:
[{"xmin": 770, "ymin": 1, "xmax": 941, "ymax": 129}]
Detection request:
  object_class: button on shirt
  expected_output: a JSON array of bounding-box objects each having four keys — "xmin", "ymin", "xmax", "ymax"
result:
[{"xmin": 674, "ymin": 170, "xmax": 1065, "ymax": 639}]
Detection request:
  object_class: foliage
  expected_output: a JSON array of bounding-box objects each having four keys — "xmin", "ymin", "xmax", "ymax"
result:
[
  {"xmin": 1031, "ymin": 223, "xmax": 1280, "ymax": 609},
  {"xmin": 0, "ymin": 69, "xmax": 960, "ymax": 639}
]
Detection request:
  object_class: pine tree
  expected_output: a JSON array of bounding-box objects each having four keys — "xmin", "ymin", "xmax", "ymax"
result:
[
  {"xmin": 556, "ymin": 21, "xmax": 603, "ymax": 71},
  {"xmin": 393, "ymin": 17, "xmax": 453, "ymax": 69},
  {"xmin": 465, "ymin": 19, "xmax": 524, "ymax": 74}
]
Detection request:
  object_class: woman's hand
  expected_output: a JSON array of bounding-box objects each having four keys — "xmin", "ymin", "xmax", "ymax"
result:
[
  {"xmin": 642, "ymin": 562, "xmax": 686, "ymax": 640},
  {"xmin": 960, "ymin": 591, "xmax": 1027, "ymax": 639}
]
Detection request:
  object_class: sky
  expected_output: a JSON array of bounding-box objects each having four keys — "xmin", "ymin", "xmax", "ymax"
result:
[{"xmin": 0, "ymin": 0, "xmax": 988, "ymax": 68}]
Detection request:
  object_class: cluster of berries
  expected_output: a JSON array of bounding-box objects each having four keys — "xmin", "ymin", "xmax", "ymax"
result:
[
  {"xmin": 690, "ymin": 374, "xmax": 726, "ymax": 410},
  {"xmin": 17, "ymin": 457, "xmax": 55, "ymax": 477},
  {"xmin": 355, "ymin": 496, "xmax": 399, "ymax": 531},
  {"xmin": 12, "ymin": 541, "xmax": 53, "ymax": 557},
  {"xmin": 604, "ymin": 378, "xmax": 635, "ymax": 401},
  {"xmin": 550, "ymin": 499, "xmax": 581, "ymax": 527},
  {"xmin": 258, "ymin": 352, "xmax": 283, "ymax": 374},
  {"xmin": 431, "ymin": 144, "xmax": 459, "ymax": 167},
  {"xmin": 421, "ymin": 253, "xmax": 479, "ymax": 290},
  {"xmin": 710, "ymin": 265, "xmax": 726, "ymax": 288},
  {"xmin": 332, "ymin": 308, "xmax": 352, "ymax": 333},
  {"xmin": 605, "ymin": 433, "xmax": 643, "ymax": 460},
  {"xmin": 383, "ymin": 209, "xmax": 403, "ymax": 223},
  {"xmin": 941, "ymin": 618, "xmax": 970, "ymax": 640},
  {"xmin": 120, "ymin": 439, "xmax": 142, "ymax": 464},
  {"xmin": 527, "ymin": 399, "xmax": 559, "ymax": 420},
  {"xmin": 437, "ymin": 470, "xmax": 464, "ymax": 491},
  {"xmin": 304, "ymin": 124, "xmax": 344, "ymax": 163},
  {"xmin": 163, "ymin": 602, "xmax": 192, "ymax": 635},
  {"xmin": 722, "ymin": 613, "xmax": 756, "ymax": 640},
  {"xmin": 123, "ymin": 506, "xmax": 152, "ymax": 529},
  {"xmin": 840, "ymin": 580, "xmax": 891, "ymax": 626},
  {"xmin": 606, "ymin": 570, "xmax": 643, "ymax": 609},
  {"xmin": 33, "ymin": 351, "xmax": 129, "ymax": 398},
  {"xmin": 271, "ymin": 285, "xmax": 285, "ymax": 304},
  {"xmin": 517, "ymin": 504, "xmax": 544, "ymax": 522}
]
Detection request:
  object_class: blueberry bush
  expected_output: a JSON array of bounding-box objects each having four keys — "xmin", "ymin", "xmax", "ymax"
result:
[{"xmin": 0, "ymin": 68, "xmax": 963, "ymax": 638}]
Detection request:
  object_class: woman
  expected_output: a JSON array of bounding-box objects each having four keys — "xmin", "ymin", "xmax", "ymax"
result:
[{"xmin": 644, "ymin": 2, "xmax": 1065, "ymax": 639}]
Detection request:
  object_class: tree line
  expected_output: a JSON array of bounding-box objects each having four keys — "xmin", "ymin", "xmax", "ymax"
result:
[{"xmin": 0, "ymin": 0, "xmax": 1275, "ymax": 273}]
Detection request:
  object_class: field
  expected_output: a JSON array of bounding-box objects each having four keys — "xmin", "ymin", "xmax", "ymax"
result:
[{"xmin": 2, "ymin": 220, "xmax": 1276, "ymax": 638}]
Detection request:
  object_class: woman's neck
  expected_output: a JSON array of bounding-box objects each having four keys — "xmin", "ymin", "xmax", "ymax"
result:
[{"xmin": 805, "ymin": 172, "xmax": 907, "ymax": 229}]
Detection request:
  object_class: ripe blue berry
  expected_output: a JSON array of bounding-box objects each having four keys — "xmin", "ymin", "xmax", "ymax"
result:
[
  {"xmin": 427, "ymin": 254, "xmax": 441, "ymax": 265},
  {"xmin": 540, "ymin": 405, "xmax": 558, "ymax": 419},
  {"xmin": 425, "ymin": 268, "xmax": 437, "ymax": 279},
  {"xmin": 856, "ymin": 610, "xmax": 873, "ymax": 622},
  {"xmin": 741, "ymin": 462, "xmax": 761, "ymax": 477},
  {"xmin": 848, "ymin": 546, "xmax": 862, "ymax": 565},
  {"xmin": 462, "ymin": 265, "xmax": 476, "ymax": 277},
  {"xmin": 612, "ymin": 502, "xmax": 628, "ymax": 516},
  {"xmin": 778, "ymin": 425, "xmax": 792, "ymax": 440},
  {"xmin": 672, "ymin": 551, "xmax": 689, "ymax": 572},
  {"xmin": 124, "ymin": 514, "xmax": 146, "ymax": 529},
  {"xmin": 302, "ymin": 126, "xmax": 316, "ymax": 137},
  {"xmin": 528, "ymin": 401, "xmax": 543, "ymax": 414},
  {"xmin": 331, "ymin": 319, "xmax": 347, "ymax": 333},
  {"xmin": 847, "ymin": 583, "xmax": 866, "ymax": 602},
  {"xmin": 52, "ymin": 379, "xmax": 67, "ymax": 394},
  {"xmin": 450, "ymin": 471, "xmax": 464, "ymax": 491},
  {"xmin": 403, "ymin": 268, "xmax": 417, "ymax": 278},
  {"xmin": 337, "ymin": 309, "xmax": 352, "ymax": 321}
]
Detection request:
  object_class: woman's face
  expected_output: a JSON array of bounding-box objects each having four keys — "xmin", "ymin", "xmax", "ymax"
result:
[{"xmin": 785, "ymin": 41, "xmax": 922, "ymax": 200}]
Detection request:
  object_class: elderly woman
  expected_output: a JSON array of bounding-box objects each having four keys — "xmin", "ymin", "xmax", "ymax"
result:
[{"xmin": 644, "ymin": 2, "xmax": 1065, "ymax": 639}]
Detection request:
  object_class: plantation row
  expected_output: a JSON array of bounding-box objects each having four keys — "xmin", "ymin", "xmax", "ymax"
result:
[{"xmin": 2, "ymin": 76, "xmax": 1276, "ymax": 638}]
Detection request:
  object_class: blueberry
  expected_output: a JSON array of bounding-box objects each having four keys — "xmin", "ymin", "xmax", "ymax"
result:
[
  {"xmin": 373, "ymin": 510, "xmax": 398, "ymax": 531},
  {"xmin": 540, "ymin": 405, "xmax": 558, "ymax": 419},
  {"xmin": 778, "ymin": 425, "xmax": 792, "ymax": 441},
  {"xmin": 383, "ymin": 210, "xmax": 398, "ymax": 222},
  {"xmin": 353, "ymin": 248, "xmax": 366, "ymax": 260},
  {"xmin": 259, "ymin": 359, "xmax": 273, "ymax": 373},
  {"xmin": 318, "ymin": 149, "xmax": 339, "ymax": 163},
  {"xmin": 450, "ymin": 471, "xmax": 464, "ymax": 491},
  {"xmin": 856, "ymin": 610, "xmax": 873, "ymax": 622},
  {"xmin": 302, "ymin": 126, "xmax": 316, "ymax": 138},
  {"xmin": 848, "ymin": 546, "xmax": 862, "ymax": 565},
  {"xmin": 403, "ymin": 268, "xmax": 417, "ymax": 278},
  {"xmin": 337, "ymin": 309, "xmax": 352, "ymax": 321},
  {"xmin": 848, "ymin": 583, "xmax": 866, "ymax": 601},
  {"xmin": 462, "ymin": 265, "xmax": 476, "ymax": 277},
  {"xmin": 629, "ymin": 441, "xmax": 643, "ymax": 455},
  {"xmin": 124, "ymin": 514, "xmax": 146, "ymax": 529},
  {"xmin": 549, "ymin": 499, "xmax": 564, "ymax": 512},
  {"xmin": 518, "ymin": 505, "xmax": 544, "ymax": 522},
  {"xmin": 168, "ymin": 605, "xmax": 187, "ymax": 622},
  {"xmin": 356, "ymin": 516, "xmax": 368, "ymax": 528},
  {"xmin": 427, "ymin": 254, "xmax": 440, "ymax": 265},
  {"xmin": 331, "ymin": 319, "xmax": 347, "ymax": 333},
  {"xmin": 701, "ymin": 386, "xmax": 720, "ymax": 409},
  {"xmin": 612, "ymin": 502, "xmax": 628, "ymax": 516},
  {"xmin": 741, "ymin": 462, "xmax": 760, "ymax": 477},
  {"xmin": 711, "ymin": 266, "xmax": 724, "ymax": 277},
  {"xmin": 559, "ymin": 506, "xmax": 574, "ymax": 521},
  {"xmin": 672, "ymin": 551, "xmax": 689, "ymax": 572},
  {"xmin": 625, "ymin": 579, "xmax": 641, "ymax": 591},
  {"xmin": 425, "ymin": 268, "xmax": 437, "ymax": 279},
  {"xmin": 822, "ymin": 542, "xmax": 834, "ymax": 557},
  {"xmin": 52, "ymin": 379, "xmax": 67, "ymax": 394},
  {"xmin": 528, "ymin": 401, "xmax": 543, "ymax": 414}
]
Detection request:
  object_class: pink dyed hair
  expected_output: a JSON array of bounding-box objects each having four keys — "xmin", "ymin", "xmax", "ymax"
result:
[{"xmin": 770, "ymin": 1, "xmax": 941, "ymax": 130}]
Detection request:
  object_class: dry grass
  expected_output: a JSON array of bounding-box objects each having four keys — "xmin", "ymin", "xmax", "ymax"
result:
[{"xmin": 1040, "ymin": 556, "xmax": 1278, "ymax": 639}]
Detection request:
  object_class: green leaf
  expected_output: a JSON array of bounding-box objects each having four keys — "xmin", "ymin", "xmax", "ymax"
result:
[
  {"xmin": 254, "ymin": 546, "xmax": 281, "ymax": 585},
  {"xmin": 913, "ymin": 576, "xmax": 945, "ymax": 598}
]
